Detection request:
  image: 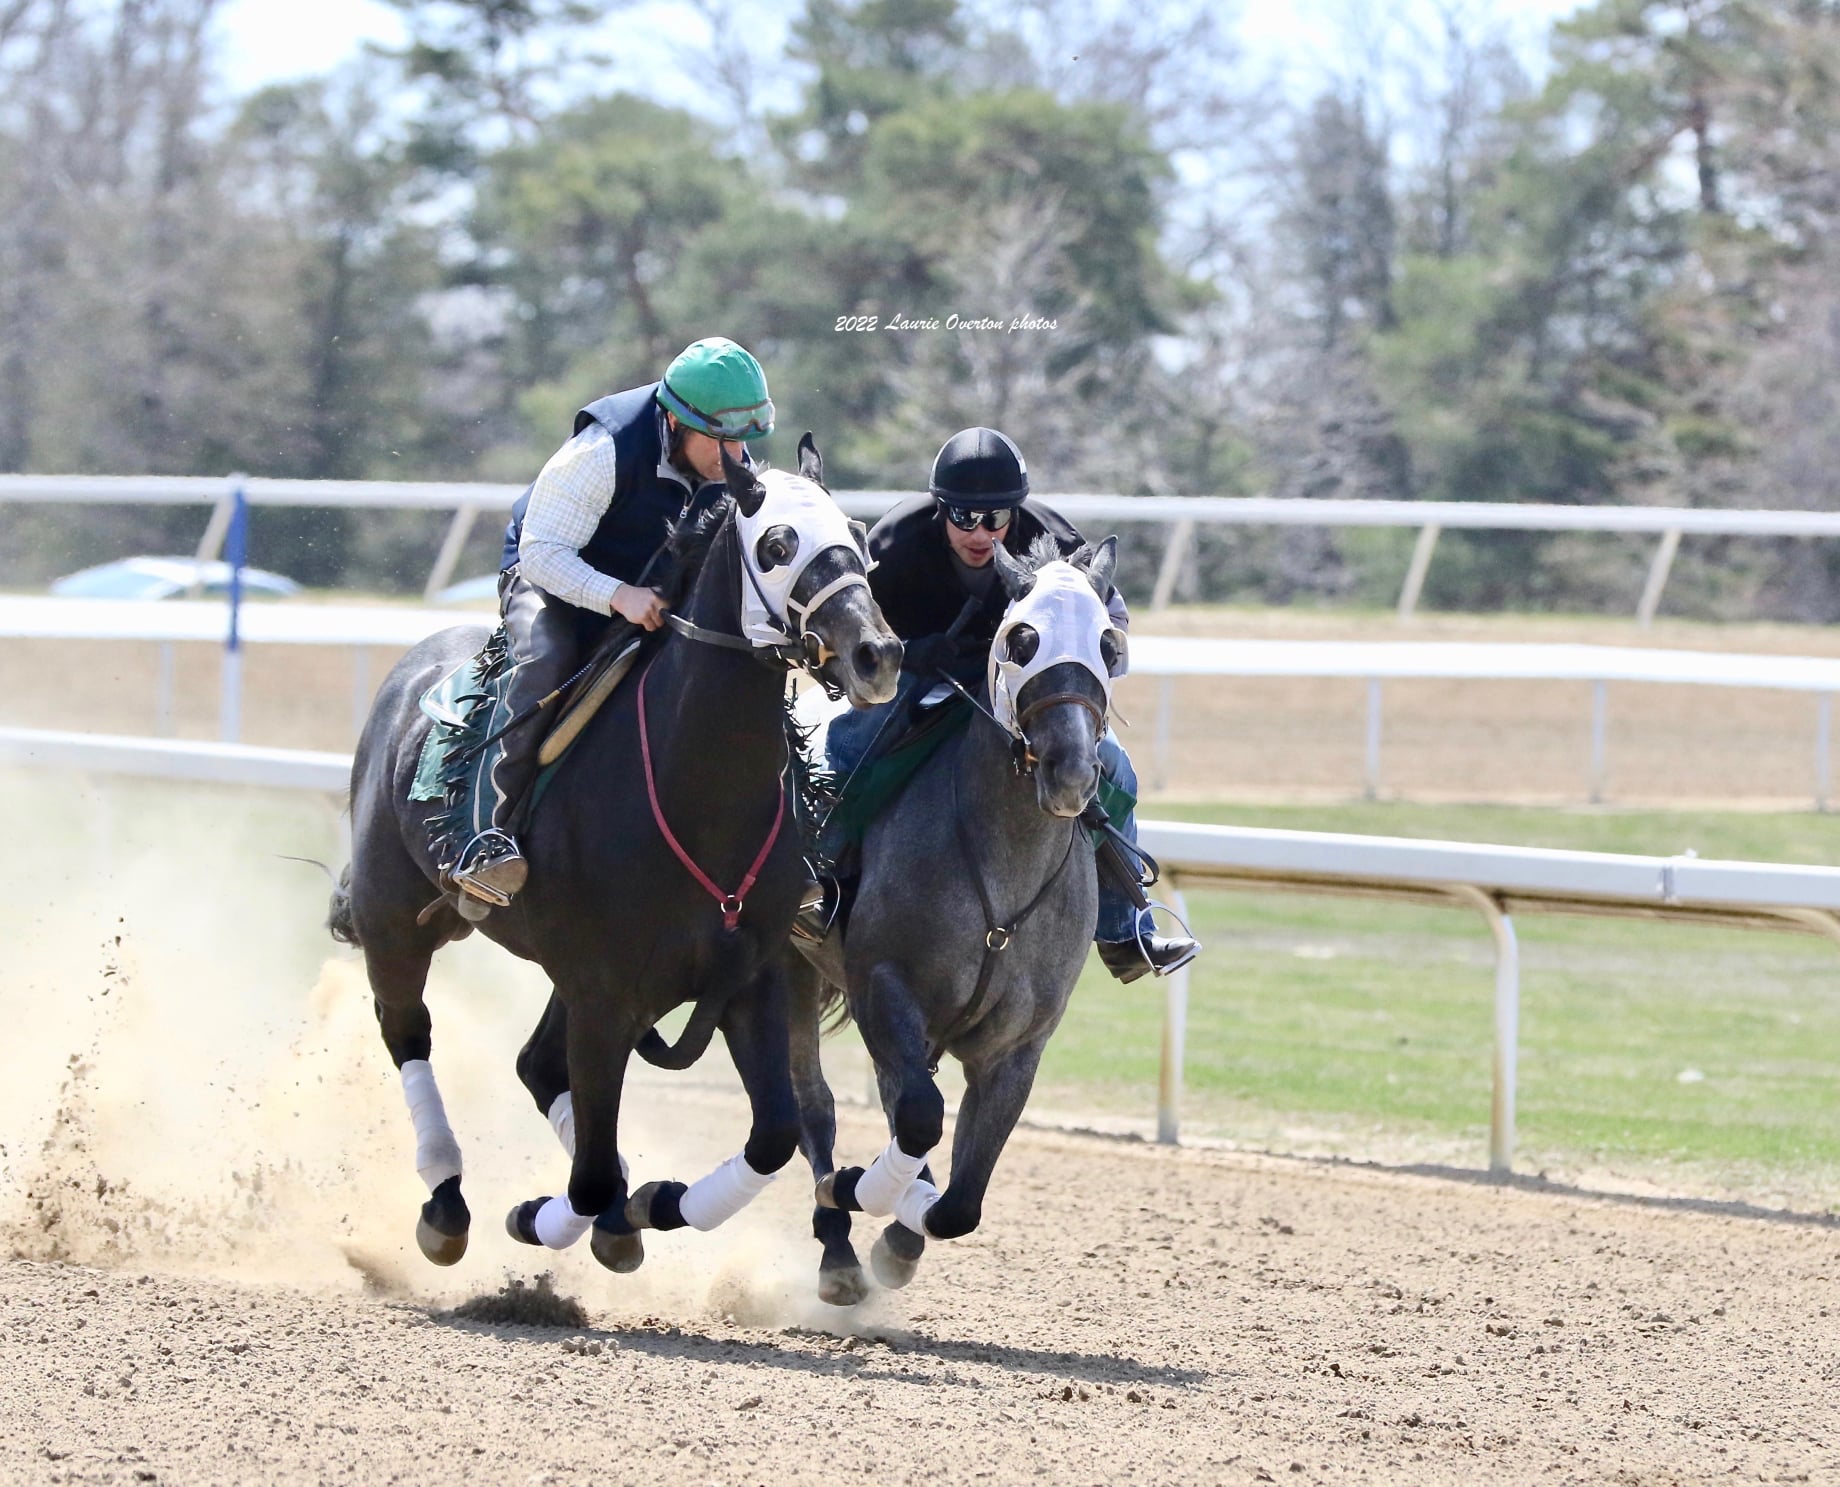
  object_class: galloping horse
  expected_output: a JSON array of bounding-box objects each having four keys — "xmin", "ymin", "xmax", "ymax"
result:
[
  {"xmin": 336, "ymin": 441, "xmax": 902, "ymax": 1273},
  {"xmin": 789, "ymin": 536, "xmax": 1123, "ymax": 1301}
]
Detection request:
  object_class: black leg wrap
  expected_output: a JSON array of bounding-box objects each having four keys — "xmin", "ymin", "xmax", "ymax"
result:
[
  {"xmin": 624, "ymin": 1180, "xmax": 689, "ymax": 1232},
  {"xmin": 831, "ymin": 1166, "xmax": 864, "ymax": 1212},
  {"xmin": 505, "ymin": 1196, "xmax": 548, "ymax": 1246}
]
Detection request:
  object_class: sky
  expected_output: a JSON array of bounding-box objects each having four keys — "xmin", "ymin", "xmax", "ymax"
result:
[{"xmin": 214, "ymin": 0, "xmax": 1595, "ymax": 111}]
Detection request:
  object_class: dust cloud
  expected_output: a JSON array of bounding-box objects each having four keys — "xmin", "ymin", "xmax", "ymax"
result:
[{"xmin": 0, "ymin": 767, "xmax": 880, "ymax": 1332}]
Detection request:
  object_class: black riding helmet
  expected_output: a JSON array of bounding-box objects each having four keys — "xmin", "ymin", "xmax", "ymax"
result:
[{"xmin": 929, "ymin": 426, "xmax": 1029, "ymax": 508}]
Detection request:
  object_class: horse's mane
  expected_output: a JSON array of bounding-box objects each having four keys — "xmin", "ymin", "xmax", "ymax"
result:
[
  {"xmin": 1022, "ymin": 533, "xmax": 1067, "ymax": 571},
  {"xmin": 653, "ymin": 494, "xmax": 733, "ymax": 608}
]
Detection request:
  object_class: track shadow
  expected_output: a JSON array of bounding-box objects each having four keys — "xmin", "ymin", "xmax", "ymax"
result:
[
  {"xmin": 1382, "ymin": 1160, "xmax": 1840, "ymax": 1230},
  {"xmin": 428, "ymin": 1310, "xmax": 1212, "ymax": 1390},
  {"xmin": 1028, "ymin": 1111, "xmax": 1840, "ymax": 1231}
]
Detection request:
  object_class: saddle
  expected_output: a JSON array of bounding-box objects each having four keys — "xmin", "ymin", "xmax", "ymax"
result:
[{"xmin": 410, "ymin": 627, "xmax": 643, "ymax": 808}]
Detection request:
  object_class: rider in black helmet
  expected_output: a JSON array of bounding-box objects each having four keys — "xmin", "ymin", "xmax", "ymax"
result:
[{"xmin": 823, "ymin": 426, "xmax": 1200, "ymax": 984}]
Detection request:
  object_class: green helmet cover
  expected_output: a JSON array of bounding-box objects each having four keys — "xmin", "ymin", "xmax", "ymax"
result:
[{"xmin": 658, "ymin": 337, "xmax": 775, "ymax": 442}]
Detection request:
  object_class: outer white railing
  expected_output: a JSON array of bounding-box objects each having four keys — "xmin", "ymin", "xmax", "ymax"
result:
[
  {"xmin": 8, "ymin": 723, "xmax": 1839, "ymax": 1174},
  {"xmin": 8, "ymin": 596, "xmax": 1838, "ymax": 805},
  {"xmin": 9, "ymin": 472, "xmax": 1840, "ymax": 620}
]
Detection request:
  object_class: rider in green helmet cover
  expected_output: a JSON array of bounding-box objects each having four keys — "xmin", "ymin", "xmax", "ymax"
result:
[{"xmin": 445, "ymin": 336, "xmax": 775, "ymax": 909}]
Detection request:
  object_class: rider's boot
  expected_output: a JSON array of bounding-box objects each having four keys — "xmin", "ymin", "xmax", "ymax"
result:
[
  {"xmin": 1084, "ymin": 802, "xmax": 1201, "ymax": 983},
  {"xmin": 443, "ymin": 571, "xmax": 577, "ymax": 911},
  {"xmin": 792, "ymin": 864, "xmax": 856, "ymax": 946},
  {"xmin": 451, "ymin": 827, "xmax": 528, "ymax": 907},
  {"xmin": 1096, "ymin": 917, "xmax": 1202, "ymax": 984}
]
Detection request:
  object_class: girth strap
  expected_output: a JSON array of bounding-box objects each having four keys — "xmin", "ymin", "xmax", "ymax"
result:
[{"xmin": 926, "ymin": 772, "xmax": 1079, "ymax": 1071}]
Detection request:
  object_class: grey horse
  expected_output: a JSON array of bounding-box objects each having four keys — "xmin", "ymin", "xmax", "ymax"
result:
[{"xmin": 788, "ymin": 536, "xmax": 1121, "ymax": 1302}]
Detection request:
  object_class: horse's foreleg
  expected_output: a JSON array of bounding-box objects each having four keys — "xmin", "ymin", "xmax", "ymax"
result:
[
  {"xmin": 785, "ymin": 956, "xmax": 866, "ymax": 1306},
  {"xmin": 505, "ymin": 997, "xmax": 642, "ymax": 1271},
  {"xmin": 909, "ymin": 1037, "xmax": 1048, "ymax": 1242},
  {"xmin": 626, "ymin": 964, "xmax": 798, "ymax": 1237},
  {"xmin": 817, "ymin": 962, "xmax": 942, "ymax": 1289},
  {"xmin": 363, "ymin": 938, "xmax": 470, "ymax": 1266}
]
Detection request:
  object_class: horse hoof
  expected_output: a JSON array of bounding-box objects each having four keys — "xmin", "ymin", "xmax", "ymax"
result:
[
  {"xmin": 505, "ymin": 1198, "xmax": 548, "ymax": 1247},
  {"xmin": 417, "ymin": 1214, "xmax": 468, "ymax": 1266},
  {"xmin": 591, "ymin": 1226, "xmax": 645, "ymax": 1274},
  {"xmin": 417, "ymin": 1176, "xmax": 471, "ymax": 1266},
  {"xmin": 818, "ymin": 1261, "xmax": 869, "ymax": 1308},
  {"xmin": 870, "ymin": 1230, "xmax": 921, "ymax": 1290},
  {"xmin": 624, "ymin": 1181, "xmax": 662, "ymax": 1230}
]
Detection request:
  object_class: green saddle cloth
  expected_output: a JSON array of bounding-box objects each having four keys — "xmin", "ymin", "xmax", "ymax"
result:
[
  {"xmin": 814, "ymin": 695, "xmax": 1137, "ymax": 862},
  {"xmin": 410, "ymin": 642, "xmax": 506, "ymax": 803},
  {"xmin": 818, "ymin": 695, "xmax": 975, "ymax": 858}
]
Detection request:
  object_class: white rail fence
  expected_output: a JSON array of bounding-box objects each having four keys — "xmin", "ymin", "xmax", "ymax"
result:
[
  {"xmin": 8, "ymin": 724, "xmax": 1839, "ymax": 1173},
  {"xmin": 8, "ymin": 596, "xmax": 1840, "ymax": 806},
  {"xmin": 10, "ymin": 472, "xmax": 1840, "ymax": 620}
]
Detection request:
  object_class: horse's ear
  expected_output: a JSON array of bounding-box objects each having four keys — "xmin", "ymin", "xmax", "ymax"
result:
[
  {"xmin": 1084, "ymin": 535, "xmax": 1118, "ymax": 598},
  {"xmin": 848, "ymin": 517, "xmax": 871, "ymax": 560},
  {"xmin": 797, "ymin": 432, "xmax": 824, "ymax": 488},
  {"xmin": 991, "ymin": 538, "xmax": 1034, "ymax": 603},
  {"xmin": 722, "ymin": 447, "xmax": 766, "ymax": 518}
]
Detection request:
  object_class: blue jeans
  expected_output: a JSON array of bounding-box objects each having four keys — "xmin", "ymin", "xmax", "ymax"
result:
[
  {"xmin": 824, "ymin": 672, "xmax": 923, "ymax": 780},
  {"xmin": 1094, "ymin": 728, "xmax": 1150, "ymax": 944},
  {"xmin": 826, "ymin": 692, "xmax": 1148, "ymax": 944}
]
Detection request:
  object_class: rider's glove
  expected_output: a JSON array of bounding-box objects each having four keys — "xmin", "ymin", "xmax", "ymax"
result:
[{"xmin": 899, "ymin": 632, "xmax": 964, "ymax": 677}]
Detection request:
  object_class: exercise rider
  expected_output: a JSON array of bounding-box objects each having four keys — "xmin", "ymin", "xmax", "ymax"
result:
[
  {"xmin": 447, "ymin": 336, "xmax": 775, "ymax": 907},
  {"xmin": 825, "ymin": 426, "xmax": 1200, "ymax": 983}
]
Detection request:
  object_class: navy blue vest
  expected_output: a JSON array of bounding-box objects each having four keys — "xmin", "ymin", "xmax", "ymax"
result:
[{"xmin": 500, "ymin": 382, "xmax": 712, "ymax": 587}]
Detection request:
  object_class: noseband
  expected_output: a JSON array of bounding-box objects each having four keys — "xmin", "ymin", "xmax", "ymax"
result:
[
  {"xmin": 1009, "ymin": 688, "xmax": 1108, "ymax": 774},
  {"xmin": 664, "ymin": 501, "xmax": 868, "ymax": 691}
]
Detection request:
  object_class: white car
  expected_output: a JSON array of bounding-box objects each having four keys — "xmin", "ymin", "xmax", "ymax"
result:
[{"xmin": 51, "ymin": 556, "xmax": 303, "ymax": 600}]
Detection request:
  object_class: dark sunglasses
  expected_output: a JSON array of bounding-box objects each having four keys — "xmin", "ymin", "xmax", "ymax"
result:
[{"xmin": 941, "ymin": 504, "xmax": 1013, "ymax": 532}]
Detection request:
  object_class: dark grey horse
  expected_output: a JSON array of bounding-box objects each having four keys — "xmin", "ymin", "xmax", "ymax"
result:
[
  {"xmin": 789, "ymin": 537, "xmax": 1120, "ymax": 1302},
  {"xmin": 334, "ymin": 443, "xmax": 902, "ymax": 1273}
]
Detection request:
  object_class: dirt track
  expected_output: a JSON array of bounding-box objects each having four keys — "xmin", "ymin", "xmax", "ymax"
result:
[{"xmin": 6, "ymin": 1079, "xmax": 1839, "ymax": 1487}]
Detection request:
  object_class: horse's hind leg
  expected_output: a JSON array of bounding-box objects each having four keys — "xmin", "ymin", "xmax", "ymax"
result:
[
  {"xmin": 506, "ymin": 993, "xmax": 643, "ymax": 1272},
  {"xmin": 358, "ymin": 920, "xmax": 472, "ymax": 1266},
  {"xmin": 516, "ymin": 992, "xmax": 577, "ymax": 1155},
  {"xmin": 785, "ymin": 957, "xmax": 866, "ymax": 1305},
  {"xmin": 624, "ymin": 964, "xmax": 799, "ymax": 1242}
]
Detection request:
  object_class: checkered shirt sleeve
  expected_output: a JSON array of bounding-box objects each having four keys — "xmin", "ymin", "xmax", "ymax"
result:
[{"xmin": 517, "ymin": 421, "xmax": 624, "ymax": 615}]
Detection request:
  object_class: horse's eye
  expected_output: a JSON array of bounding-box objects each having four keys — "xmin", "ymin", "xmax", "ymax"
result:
[
  {"xmin": 1100, "ymin": 629, "xmax": 1124, "ymax": 675},
  {"xmin": 755, "ymin": 524, "xmax": 800, "ymax": 572},
  {"xmin": 1005, "ymin": 624, "xmax": 1039, "ymax": 666}
]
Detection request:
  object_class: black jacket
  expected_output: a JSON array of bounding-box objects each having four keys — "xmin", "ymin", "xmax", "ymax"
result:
[{"xmin": 867, "ymin": 496, "xmax": 1092, "ymax": 678}]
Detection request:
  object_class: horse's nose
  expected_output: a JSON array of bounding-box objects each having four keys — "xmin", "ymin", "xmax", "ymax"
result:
[
  {"xmin": 1038, "ymin": 754, "xmax": 1100, "ymax": 817},
  {"xmin": 855, "ymin": 635, "xmax": 901, "ymax": 680}
]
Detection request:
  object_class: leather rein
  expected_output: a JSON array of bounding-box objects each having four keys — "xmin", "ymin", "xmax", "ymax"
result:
[
  {"xmin": 643, "ymin": 502, "xmax": 864, "ymax": 931},
  {"xmin": 918, "ymin": 664, "xmax": 1102, "ymax": 1068}
]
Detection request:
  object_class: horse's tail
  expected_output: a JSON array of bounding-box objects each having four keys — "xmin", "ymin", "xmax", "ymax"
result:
[
  {"xmin": 328, "ymin": 863, "xmax": 360, "ymax": 946},
  {"xmin": 817, "ymin": 976, "xmax": 852, "ymax": 1033},
  {"xmin": 634, "ymin": 981, "xmax": 743, "ymax": 1070}
]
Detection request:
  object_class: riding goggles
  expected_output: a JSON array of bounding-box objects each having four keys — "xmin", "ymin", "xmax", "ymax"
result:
[{"xmin": 941, "ymin": 503, "xmax": 1014, "ymax": 532}]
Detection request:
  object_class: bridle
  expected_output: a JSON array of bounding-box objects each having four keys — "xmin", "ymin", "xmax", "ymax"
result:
[
  {"xmin": 934, "ymin": 665, "xmax": 1108, "ymax": 779},
  {"xmin": 644, "ymin": 492, "xmax": 868, "ymax": 931},
  {"xmin": 662, "ymin": 496, "xmax": 870, "ymax": 692}
]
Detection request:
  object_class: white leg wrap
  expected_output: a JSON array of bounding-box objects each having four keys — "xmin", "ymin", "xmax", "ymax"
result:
[
  {"xmin": 894, "ymin": 1178, "xmax": 942, "ymax": 1237},
  {"xmin": 533, "ymin": 1195, "xmax": 595, "ymax": 1249},
  {"xmin": 544, "ymin": 1091, "xmax": 627, "ymax": 1177},
  {"xmin": 854, "ymin": 1138, "xmax": 928, "ymax": 1217},
  {"xmin": 677, "ymin": 1152, "xmax": 777, "ymax": 1232},
  {"xmin": 547, "ymin": 1090, "xmax": 576, "ymax": 1157},
  {"xmin": 400, "ymin": 1059, "xmax": 463, "ymax": 1192}
]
